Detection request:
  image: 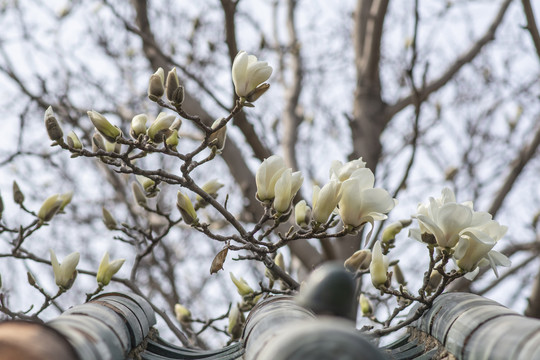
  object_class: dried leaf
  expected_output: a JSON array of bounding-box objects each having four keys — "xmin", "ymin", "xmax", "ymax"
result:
[{"xmin": 210, "ymin": 247, "xmax": 228, "ymax": 274}]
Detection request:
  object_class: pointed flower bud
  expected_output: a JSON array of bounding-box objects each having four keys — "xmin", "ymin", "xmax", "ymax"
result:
[
  {"xmin": 132, "ymin": 182, "xmax": 147, "ymax": 207},
  {"xmin": 228, "ymin": 304, "xmax": 245, "ymax": 340},
  {"xmin": 148, "ymin": 67, "xmax": 165, "ymax": 101},
  {"xmin": 165, "ymin": 129, "xmax": 179, "ymax": 150},
  {"xmin": 136, "ymin": 175, "xmax": 159, "ymax": 197},
  {"xmin": 274, "ymin": 252, "xmax": 285, "ymax": 269},
  {"xmin": 130, "ymin": 114, "xmax": 147, "ymax": 139},
  {"xmin": 147, "ymin": 112, "xmax": 176, "ymax": 143},
  {"xmin": 12, "ymin": 181, "xmax": 24, "ymax": 205},
  {"xmin": 50, "ymin": 249, "xmax": 79, "ymax": 289},
  {"xmin": 393, "ymin": 264, "xmax": 406, "ymax": 286},
  {"xmin": 58, "ymin": 191, "xmax": 73, "ymax": 212},
  {"xmin": 344, "ymin": 249, "xmax": 372, "ymax": 272},
  {"xmin": 92, "ymin": 132, "xmax": 107, "ymax": 152},
  {"xmin": 359, "ymin": 294, "xmax": 373, "ymax": 316},
  {"xmin": 229, "ymin": 272, "xmax": 254, "ymax": 296},
  {"xmin": 102, "ymin": 207, "xmax": 117, "ymax": 230},
  {"xmin": 256, "ymin": 155, "xmax": 287, "ymax": 202},
  {"xmin": 294, "ymin": 200, "xmax": 311, "ymax": 228},
  {"xmin": 88, "ymin": 110, "xmax": 121, "ymax": 143},
  {"xmin": 246, "ymin": 83, "xmax": 270, "ymax": 103},
  {"xmin": 166, "ymin": 67, "xmax": 181, "ymax": 103},
  {"xmin": 312, "ymin": 181, "xmax": 342, "ymax": 224},
  {"xmin": 174, "ymin": 304, "xmax": 192, "ymax": 324},
  {"xmin": 201, "ymin": 179, "xmax": 224, "ymax": 198},
  {"xmin": 176, "ymin": 191, "xmax": 198, "ymax": 225},
  {"xmin": 96, "ymin": 251, "xmax": 125, "ymax": 286},
  {"xmin": 208, "ymin": 118, "xmax": 227, "ymax": 152},
  {"xmin": 38, "ymin": 194, "xmax": 64, "ymax": 222},
  {"xmin": 232, "ymin": 51, "xmax": 273, "ymax": 100},
  {"xmin": 66, "ymin": 131, "xmax": 82, "ymax": 150},
  {"xmin": 44, "ymin": 106, "xmax": 64, "ymax": 142},
  {"xmin": 382, "ymin": 221, "xmax": 405, "ymax": 244},
  {"xmin": 370, "ymin": 241, "xmax": 389, "ymax": 288},
  {"xmin": 273, "ymin": 169, "xmax": 303, "ymax": 214}
]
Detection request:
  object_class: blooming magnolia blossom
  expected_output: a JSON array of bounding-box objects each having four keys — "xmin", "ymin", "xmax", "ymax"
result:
[
  {"xmin": 412, "ymin": 187, "xmax": 510, "ymax": 278},
  {"xmin": 256, "ymin": 155, "xmax": 287, "ymax": 202},
  {"xmin": 232, "ymin": 51, "xmax": 273, "ymax": 99},
  {"xmin": 50, "ymin": 250, "xmax": 80, "ymax": 289},
  {"xmin": 338, "ymin": 168, "xmax": 396, "ymax": 228},
  {"xmin": 329, "ymin": 158, "xmax": 366, "ymax": 182}
]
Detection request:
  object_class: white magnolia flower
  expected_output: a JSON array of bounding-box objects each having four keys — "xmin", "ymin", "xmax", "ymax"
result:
[
  {"xmin": 232, "ymin": 51, "xmax": 272, "ymax": 98},
  {"xmin": 338, "ymin": 168, "xmax": 396, "ymax": 228},
  {"xmin": 50, "ymin": 250, "xmax": 80, "ymax": 289},
  {"xmin": 273, "ymin": 169, "xmax": 303, "ymax": 213},
  {"xmin": 329, "ymin": 158, "xmax": 366, "ymax": 182},
  {"xmin": 256, "ymin": 155, "xmax": 287, "ymax": 202},
  {"xmin": 311, "ymin": 180, "xmax": 342, "ymax": 224},
  {"xmin": 454, "ymin": 220, "xmax": 509, "ymax": 278},
  {"xmin": 370, "ymin": 241, "xmax": 389, "ymax": 287}
]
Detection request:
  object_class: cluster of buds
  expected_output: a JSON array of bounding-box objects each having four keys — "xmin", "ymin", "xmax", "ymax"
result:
[{"xmin": 148, "ymin": 67, "xmax": 185, "ymax": 106}]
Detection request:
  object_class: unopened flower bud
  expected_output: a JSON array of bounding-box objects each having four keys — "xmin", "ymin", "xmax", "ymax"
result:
[
  {"xmin": 174, "ymin": 304, "xmax": 192, "ymax": 324},
  {"xmin": 165, "ymin": 129, "xmax": 179, "ymax": 150},
  {"xmin": 96, "ymin": 252, "xmax": 125, "ymax": 286},
  {"xmin": 246, "ymin": 83, "xmax": 270, "ymax": 103},
  {"xmin": 50, "ymin": 249, "xmax": 79, "ymax": 289},
  {"xmin": 136, "ymin": 175, "xmax": 159, "ymax": 197},
  {"xmin": 66, "ymin": 131, "xmax": 82, "ymax": 150},
  {"xmin": 12, "ymin": 181, "xmax": 24, "ymax": 205},
  {"xmin": 208, "ymin": 118, "xmax": 227, "ymax": 152},
  {"xmin": 58, "ymin": 191, "xmax": 73, "ymax": 212},
  {"xmin": 229, "ymin": 272, "xmax": 254, "ymax": 296},
  {"xmin": 92, "ymin": 132, "xmax": 107, "ymax": 152},
  {"xmin": 166, "ymin": 67, "xmax": 181, "ymax": 103},
  {"xmin": 87, "ymin": 110, "xmax": 121, "ymax": 143},
  {"xmin": 426, "ymin": 270, "xmax": 443, "ymax": 295},
  {"xmin": 132, "ymin": 182, "xmax": 147, "ymax": 207},
  {"xmin": 370, "ymin": 241, "xmax": 389, "ymax": 288},
  {"xmin": 274, "ymin": 252, "xmax": 285, "ymax": 269},
  {"xmin": 393, "ymin": 264, "xmax": 406, "ymax": 286},
  {"xmin": 130, "ymin": 114, "xmax": 147, "ymax": 139},
  {"xmin": 228, "ymin": 304, "xmax": 245, "ymax": 340},
  {"xmin": 170, "ymin": 118, "xmax": 182, "ymax": 131},
  {"xmin": 382, "ymin": 221, "xmax": 404, "ymax": 244},
  {"xmin": 27, "ymin": 271, "xmax": 36, "ymax": 286},
  {"xmin": 176, "ymin": 191, "xmax": 198, "ymax": 225},
  {"xmin": 294, "ymin": 200, "xmax": 311, "ymax": 228},
  {"xmin": 38, "ymin": 194, "xmax": 64, "ymax": 222},
  {"xmin": 148, "ymin": 67, "xmax": 165, "ymax": 101},
  {"xmin": 44, "ymin": 106, "xmax": 64, "ymax": 142},
  {"xmin": 344, "ymin": 249, "xmax": 372, "ymax": 272},
  {"xmin": 147, "ymin": 112, "xmax": 176, "ymax": 143},
  {"xmin": 102, "ymin": 207, "xmax": 117, "ymax": 230},
  {"xmin": 171, "ymin": 85, "xmax": 185, "ymax": 105},
  {"xmin": 196, "ymin": 180, "xmax": 224, "ymax": 204},
  {"xmin": 359, "ymin": 294, "xmax": 373, "ymax": 316}
]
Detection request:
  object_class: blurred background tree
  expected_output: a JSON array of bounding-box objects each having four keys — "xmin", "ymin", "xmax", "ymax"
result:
[{"xmin": 0, "ymin": 0, "xmax": 540, "ymax": 346}]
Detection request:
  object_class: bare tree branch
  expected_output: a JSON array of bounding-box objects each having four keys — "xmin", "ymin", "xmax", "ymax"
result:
[
  {"xmin": 280, "ymin": 0, "xmax": 303, "ymax": 172},
  {"xmin": 387, "ymin": 0, "xmax": 513, "ymax": 118},
  {"xmin": 130, "ymin": 0, "xmax": 262, "ymax": 219}
]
